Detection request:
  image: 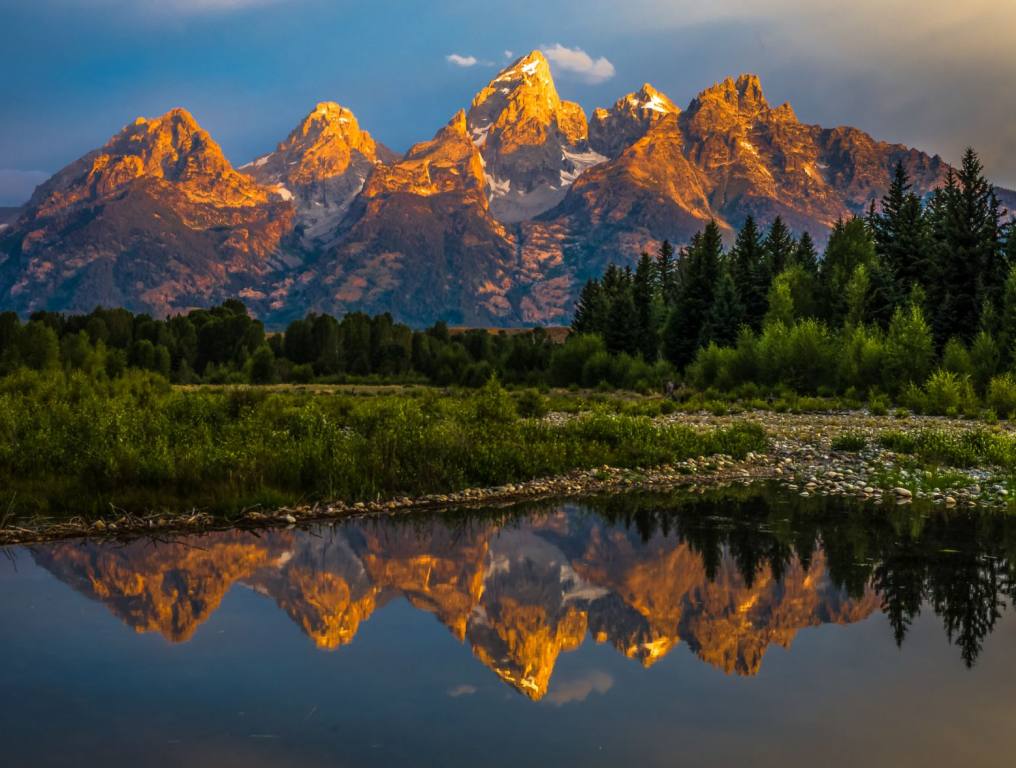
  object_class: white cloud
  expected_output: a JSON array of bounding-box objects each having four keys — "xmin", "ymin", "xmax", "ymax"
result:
[
  {"xmin": 446, "ymin": 53, "xmax": 478, "ymax": 68},
  {"xmin": 504, "ymin": 50, "xmax": 514, "ymax": 60},
  {"xmin": 545, "ymin": 670, "xmax": 613, "ymax": 706},
  {"xmin": 541, "ymin": 43, "xmax": 615, "ymax": 84}
]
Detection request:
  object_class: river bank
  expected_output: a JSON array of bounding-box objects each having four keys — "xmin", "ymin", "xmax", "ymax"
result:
[{"xmin": 4, "ymin": 409, "xmax": 1016, "ymax": 546}]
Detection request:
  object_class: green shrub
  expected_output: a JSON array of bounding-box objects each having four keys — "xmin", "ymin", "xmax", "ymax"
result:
[
  {"xmin": 970, "ymin": 331, "xmax": 1001, "ymax": 394},
  {"xmin": 987, "ymin": 374, "xmax": 1016, "ymax": 418},
  {"xmin": 549, "ymin": 334, "xmax": 606, "ymax": 387},
  {"xmin": 831, "ymin": 431, "xmax": 867, "ymax": 452},
  {"xmin": 941, "ymin": 337, "xmax": 972, "ymax": 376},
  {"xmin": 922, "ymin": 369, "xmax": 977, "ymax": 417},
  {"xmin": 883, "ymin": 304, "xmax": 934, "ymax": 394},
  {"xmin": 514, "ymin": 388, "xmax": 549, "ymax": 418},
  {"xmin": 878, "ymin": 428, "xmax": 1016, "ymax": 469},
  {"xmin": 868, "ymin": 391, "xmax": 890, "ymax": 416}
]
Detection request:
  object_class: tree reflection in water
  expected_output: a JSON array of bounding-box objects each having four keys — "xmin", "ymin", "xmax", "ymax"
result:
[{"xmin": 28, "ymin": 485, "xmax": 1016, "ymax": 698}]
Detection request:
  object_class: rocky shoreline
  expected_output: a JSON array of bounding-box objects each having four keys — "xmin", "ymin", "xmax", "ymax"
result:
[{"xmin": 2, "ymin": 409, "xmax": 1013, "ymax": 546}]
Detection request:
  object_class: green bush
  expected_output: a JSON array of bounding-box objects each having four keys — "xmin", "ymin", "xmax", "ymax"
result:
[
  {"xmin": 831, "ymin": 431, "xmax": 867, "ymax": 452},
  {"xmin": 987, "ymin": 374, "xmax": 1016, "ymax": 418},
  {"xmin": 868, "ymin": 391, "xmax": 890, "ymax": 416},
  {"xmin": 878, "ymin": 428, "xmax": 1016, "ymax": 469},
  {"xmin": 514, "ymin": 388, "xmax": 549, "ymax": 418},
  {"xmin": 922, "ymin": 369, "xmax": 977, "ymax": 417}
]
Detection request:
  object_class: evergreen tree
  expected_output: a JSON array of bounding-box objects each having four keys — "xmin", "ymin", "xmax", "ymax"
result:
[
  {"xmin": 931, "ymin": 150, "xmax": 1006, "ymax": 342},
  {"xmin": 969, "ymin": 330, "xmax": 999, "ymax": 394},
  {"xmin": 763, "ymin": 275, "xmax": 795, "ymax": 327},
  {"xmin": 702, "ymin": 267, "xmax": 744, "ymax": 347},
  {"xmin": 763, "ymin": 216, "xmax": 797, "ymax": 278},
  {"xmin": 604, "ymin": 282, "xmax": 639, "ymax": 356},
  {"xmin": 819, "ymin": 217, "xmax": 879, "ymax": 326},
  {"xmin": 1000, "ymin": 265, "xmax": 1016, "ymax": 365},
  {"xmin": 793, "ymin": 231, "xmax": 819, "ymax": 274},
  {"xmin": 664, "ymin": 221, "xmax": 723, "ymax": 368},
  {"xmin": 571, "ymin": 279, "xmax": 608, "ymax": 335},
  {"xmin": 872, "ymin": 161, "xmax": 931, "ymax": 304},
  {"xmin": 632, "ymin": 252, "xmax": 659, "ymax": 361},
  {"xmin": 655, "ymin": 240, "xmax": 677, "ymax": 304},
  {"xmin": 729, "ymin": 215, "xmax": 768, "ymax": 329},
  {"xmin": 844, "ymin": 264, "xmax": 870, "ymax": 328},
  {"xmin": 883, "ymin": 301, "xmax": 934, "ymax": 393}
]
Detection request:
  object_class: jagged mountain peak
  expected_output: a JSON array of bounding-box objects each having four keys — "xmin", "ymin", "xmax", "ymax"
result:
[
  {"xmin": 241, "ymin": 101, "xmax": 383, "ymax": 242},
  {"xmin": 244, "ymin": 101, "xmax": 378, "ymax": 182},
  {"xmin": 692, "ymin": 73, "xmax": 769, "ymax": 115},
  {"xmin": 28, "ymin": 107, "xmax": 271, "ymax": 216},
  {"xmin": 488, "ymin": 50, "xmax": 554, "ymax": 89},
  {"xmin": 468, "ymin": 50, "xmax": 565, "ymax": 148},
  {"xmin": 439, "ymin": 109, "xmax": 470, "ymax": 141},
  {"xmin": 589, "ymin": 83, "xmax": 680, "ymax": 157},
  {"xmin": 467, "ymin": 50, "xmax": 603, "ymax": 223},
  {"xmin": 362, "ymin": 108, "xmax": 486, "ymax": 203},
  {"xmin": 627, "ymin": 83, "xmax": 680, "ymax": 115}
]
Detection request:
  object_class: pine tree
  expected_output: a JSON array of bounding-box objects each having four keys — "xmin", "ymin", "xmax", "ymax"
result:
[
  {"xmin": 931, "ymin": 150, "xmax": 1006, "ymax": 342},
  {"xmin": 702, "ymin": 267, "xmax": 743, "ymax": 347},
  {"xmin": 997, "ymin": 265, "xmax": 1016, "ymax": 365},
  {"xmin": 572, "ymin": 279, "xmax": 607, "ymax": 335},
  {"xmin": 793, "ymin": 231, "xmax": 819, "ymax": 274},
  {"xmin": 729, "ymin": 215, "xmax": 768, "ymax": 329},
  {"xmin": 604, "ymin": 281, "xmax": 639, "ymax": 356},
  {"xmin": 872, "ymin": 161, "xmax": 931, "ymax": 307},
  {"xmin": 655, "ymin": 240, "xmax": 677, "ymax": 305},
  {"xmin": 664, "ymin": 221, "xmax": 723, "ymax": 368},
  {"xmin": 763, "ymin": 216, "xmax": 796, "ymax": 279},
  {"xmin": 632, "ymin": 252, "xmax": 659, "ymax": 361},
  {"xmin": 819, "ymin": 217, "xmax": 878, "ymax": 326}
]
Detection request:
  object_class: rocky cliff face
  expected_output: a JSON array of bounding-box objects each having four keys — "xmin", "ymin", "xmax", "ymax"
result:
[
  {"xmin": 1, "ymin": 54, "xmax": 1007, "ymax": 324},
  {"xmin": 520, "ymin": 74, "xmax": 956, "ymax": 296},
  {"xmin": 276, "ymin": 111, "xmax": 526, "ymax": 326},
  {"xmin": 241, "ymin": 102, "xmax": 393, "ymax": 245},
  {"xmin": 467, "ymin": 51, "xmax": 606, "ymax": 222},
  {"xmin": 589, "ymin": 83, "xmax": 680, "ymax": 158},
  {"xmin": 0, "ymin": 108, "xmax": 292, "ymax": 317}
]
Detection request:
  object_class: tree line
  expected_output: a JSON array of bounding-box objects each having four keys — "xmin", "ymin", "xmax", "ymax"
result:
[
  {"xmin": 570, "ymin": 149, "xmax": 1016, "ymax": 405},
  {"xmin": 0, "ymin": 298, "xmax": 564, "ymax": 387},
  {"xmin": 0, "ymin": 148, "xmax": 1012, "ymax": 402}
]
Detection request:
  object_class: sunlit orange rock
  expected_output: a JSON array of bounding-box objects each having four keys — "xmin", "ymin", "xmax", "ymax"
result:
[
  {"xmin": 242, "ymin": 102, "xmax": 395, "ymax": 243},
  {"xmin": 467, "ymin": 51, "xmax": 605, "ymax": 222}
]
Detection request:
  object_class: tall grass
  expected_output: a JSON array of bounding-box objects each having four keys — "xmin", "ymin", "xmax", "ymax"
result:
[
  {"xmin": 0, "ymin": 371, "xmax": 767, "ymax": 517},
  {"xmin": 878, "ymin": 428, "xmax": 1016, "ymax": 469}
]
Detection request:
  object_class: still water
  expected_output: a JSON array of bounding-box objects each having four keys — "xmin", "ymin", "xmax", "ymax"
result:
[{"xmin": 3, "ymin": 488, "xmax": 1016, "ymax": 767}]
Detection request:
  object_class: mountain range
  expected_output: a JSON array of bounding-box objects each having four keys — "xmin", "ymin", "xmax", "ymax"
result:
[{"xmin": 2, "ymin": 50, "xmax": 1012, "ymax": 326}]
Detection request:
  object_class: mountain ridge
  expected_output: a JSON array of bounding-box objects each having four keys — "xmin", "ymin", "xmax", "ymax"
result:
[{"xmin": 2, "ymin": 51, "xmax": 1012, "ymax": 325}]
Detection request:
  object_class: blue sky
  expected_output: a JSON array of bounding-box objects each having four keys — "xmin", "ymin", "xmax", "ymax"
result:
[{"xmin": 1, "ymin": 0, "xmax": 1014, "ymax": 205}]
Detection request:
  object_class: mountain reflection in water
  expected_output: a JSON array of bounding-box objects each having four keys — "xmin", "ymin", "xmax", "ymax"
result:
[{"xmin": 25, "ymin": 488, "xmax": 1016, "ymax": 699}]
